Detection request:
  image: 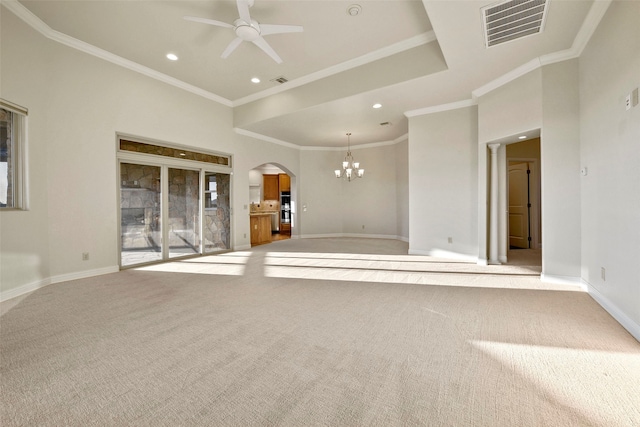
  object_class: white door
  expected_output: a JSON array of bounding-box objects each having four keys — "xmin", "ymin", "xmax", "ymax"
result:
[{"xmin": 508, "ymin": 161, "xmax": 530, "ymax": 249}]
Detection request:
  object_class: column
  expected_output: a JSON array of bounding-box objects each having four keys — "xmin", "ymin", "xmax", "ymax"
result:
[{"xmin": 488, "ymin": 143, "xmax": 501, "ymax": 265}]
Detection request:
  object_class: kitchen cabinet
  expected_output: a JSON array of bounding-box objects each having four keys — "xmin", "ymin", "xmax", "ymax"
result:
[
  {"xmin": 263, "ymin": 174, "xmax": 279, "ymax": 200},
  {"xmin": 278, "ymin": 173, "xmax": 290, "ymax": 192},
  {"xmin": 250, "ymin": 214, "xmax": 272, "ymax": 245}
]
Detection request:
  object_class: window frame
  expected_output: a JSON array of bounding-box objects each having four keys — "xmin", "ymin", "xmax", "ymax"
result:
[{"xmin": 0, "ymin": 99, "xmax": 29, "ymax": 211}]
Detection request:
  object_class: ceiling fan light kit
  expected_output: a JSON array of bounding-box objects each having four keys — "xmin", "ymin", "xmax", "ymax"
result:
[{"xmin": 184, "ymin": 0, "xmax": 303, "ymax": 64}]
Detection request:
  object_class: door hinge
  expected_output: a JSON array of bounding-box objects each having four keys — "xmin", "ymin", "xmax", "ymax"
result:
[
  {"xmin": 528, "ymin": 236, "xmax": 532, "ymax": 241},
  {"xmin": 527, "ymin": 169, "xmax": 531, "ymax": 175},
  {"xmin": 527, "ymin": 203, "xmax": 532, "ymax": 208}
]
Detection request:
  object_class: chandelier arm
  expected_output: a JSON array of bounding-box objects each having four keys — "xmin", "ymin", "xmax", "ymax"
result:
[{"xmin": 335, "ymin": 132, "xmax": 364, "ymax": 181}]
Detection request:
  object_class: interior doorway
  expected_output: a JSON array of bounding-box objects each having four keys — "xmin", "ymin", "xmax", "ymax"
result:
[
  {"xmin": 506, "ymin": 138, "xmax": 541, "ymax": 266},
  {"xmin": 249, "ymin": 163, "xmax": 295, "ymax": 245}
]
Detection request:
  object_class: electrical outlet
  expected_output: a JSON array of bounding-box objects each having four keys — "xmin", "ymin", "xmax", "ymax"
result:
[
  {"xmin": 244, "ymin": 233, "xmax": 247, "ymax": 238},
  {"xmin": 601, "ymin": 267, "xmax": 606, "ymax": 281},
  {"xmin": 362, "ymin": 225, "xmax": 365, "ymax": 229},
  {"xmin": 82, "ymin": 252, "xmax": 89, "ymax": 261},
  {"xmin": 448, "ymin": 237, "xmax": 453, "ymax": 244}
]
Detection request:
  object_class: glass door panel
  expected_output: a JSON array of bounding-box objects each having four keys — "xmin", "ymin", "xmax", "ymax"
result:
[
  {"xmin": 120, "ymin": 163, "xmax": 162, "ymax": 266},
  {"xmin": 168, "ymin": 168, "xmax": 200, "ymax": 258},
  {"xmin": 203, "ymin": 172, "xmax": 231, "ymax": 253}
]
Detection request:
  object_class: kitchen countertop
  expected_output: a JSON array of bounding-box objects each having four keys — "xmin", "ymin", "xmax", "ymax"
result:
[{"xmin": 250, "ymin": 211, "xmax": 278, "ymax": 215}]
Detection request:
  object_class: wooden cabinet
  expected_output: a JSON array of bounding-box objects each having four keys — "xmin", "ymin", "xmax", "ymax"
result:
[
  {"xmin": 278, "ymin": 173, "xmax": 290, "ymax": 192},
  {"xmin": 263, "ymin": 174, "xmax": 279, "ymax": 200},
  {"xmin": 250, "ymin": 214, "xmax": 272, "ymax": 245}
]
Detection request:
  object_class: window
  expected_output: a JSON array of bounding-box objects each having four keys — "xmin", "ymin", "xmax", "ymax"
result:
[
  {"xmin": 0, "ymin": 99, "xmax": 28, "ymax": 210},
  {"xmin": 205, "ymin": 173, "xmax": 218, "ymax": 209}
]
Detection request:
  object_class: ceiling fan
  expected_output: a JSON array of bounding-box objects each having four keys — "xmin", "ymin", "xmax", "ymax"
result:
[{"xmin": 184, "ymin": 0, "xmax": 303, "ymax": 64}]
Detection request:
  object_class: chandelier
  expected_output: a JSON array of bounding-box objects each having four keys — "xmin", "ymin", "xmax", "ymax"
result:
[{"xmin": 334, "ymin": 133, "xmax": 364, "ymax": 181}]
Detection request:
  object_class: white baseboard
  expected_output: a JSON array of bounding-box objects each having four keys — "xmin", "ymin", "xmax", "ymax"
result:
[
  {"xmin": 1, "ymin": 266, "xmax": 119, "ymax": 303},
  {"xmin": 584, "ymin": 279, "xmax": 640, "ymax": 343},
  {"xmin": 342, "ymin": 233, "xmax": 402, "ymax": 240},
  {"xmin": 50, "ymin": 266, "xmax": 119, "ymax": 284},
  {"xmin": 299, "ymin": 233, "xmax": 402, "ymax": 240},
  {"xmin": 540, "ymin": 274, "xmax": 586, "ymax": 289},
  {"xmin": 299, "ymin": 233, "xmax": 343, "ymax": 239},
  {"xmin": 0, "ymin": 277, "xmax": 52, "ymax": 302},
  {"xmin": 408, "ymin": 248, "xmax": 478, "ymax": 263},
  {"xmin": 234, "ymin": 244, "xmax": 252, "ymax": 251}
]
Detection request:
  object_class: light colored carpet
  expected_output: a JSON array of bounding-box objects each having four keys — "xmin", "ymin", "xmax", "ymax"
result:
[{"xmin": 1, "ymin": 238, "xmax": 639, "ymax": 426}]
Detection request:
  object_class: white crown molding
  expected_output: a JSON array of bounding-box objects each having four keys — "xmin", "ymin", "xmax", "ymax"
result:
[
  {"xmin": 472, "ymin": 58, "xmax": 542, "ymax": 99},
  {"xmin": 572, "ymin": 0, "xmax": 612, "ymax": 57},
  {"xmin": 404, "ymin": 99, "xmax": 477, "ymax": 118},
  {"xmin": 302, "ymin": 133, "xmax": 407, "ymax": 151},
  {"xmin": 472, "ymin": 0, "xmax": 611, "ymax": 99},
  {"xmin": 235, "ymin": 128, "xmax": 407, "ymax": 151},
  {"xmin": 233, "ymin": 128, "xmax": 300, "ymax": 149},
  {"xmin": 2, "ymin": 0, "xmax": 233, "ymax": 107},
  {"xmin": 233, "ymin": 31, "xmax": 437, "ymax": 107}
]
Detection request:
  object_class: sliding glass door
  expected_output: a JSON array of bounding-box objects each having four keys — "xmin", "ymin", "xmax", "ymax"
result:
[
  {"xmin": 120, "ymin": 163, "xmax": 162, "ymax": 267},
  {"xmin": 168, "ymin": 168, "xmax": 200, "ymax": 258},
  {"xmin": 203, "ymin": 172, "xmax": 231, "ymax": 253},
  {"xmin": 119, "ymin": 163, "xmax": 231, "ymax": 267}
]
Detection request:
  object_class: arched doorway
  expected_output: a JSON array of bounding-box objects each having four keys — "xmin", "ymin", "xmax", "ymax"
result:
[{"xmin": 248, "ymin": 163, "xmax": 296, "ymax": 245}]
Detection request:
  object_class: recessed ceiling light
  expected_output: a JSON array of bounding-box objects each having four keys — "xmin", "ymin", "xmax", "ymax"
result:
[
  {"xmin": 518, "ymin": 135, "xmax": 527, "ymax": 139},
  {"xmin": 372, "ymin": 103, "xmax": 382, "ymax": 109},
  {"xmin": 166, "ymin": 53, "xmax": 178, "ymax": 61},
  {"xmin": 251, "ymin": 77, "xmax": 261, "ymax": 84}
]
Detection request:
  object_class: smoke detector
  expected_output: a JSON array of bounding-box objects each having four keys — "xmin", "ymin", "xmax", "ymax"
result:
[{"xmin": 347, "ymin": 4, "xmax": 362, "ymax": 16}]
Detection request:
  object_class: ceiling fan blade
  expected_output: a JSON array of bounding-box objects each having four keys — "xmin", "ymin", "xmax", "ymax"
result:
[
  {"xmin": 236, "ymin": 0, "xmax": 252, "ymax": 24},
  {"xmin": 260, "ymin": 24, "xmax": 304, "ymax": 36},
  {"xmin": 183, "ymin": 16, "xmax": 233, "ymax": 29},
  {"xmin": 221, "ymin": 37, "xmax": 244, "ymax": 59},
  {"xmin": 252, "ymin": 37, "xmax": 283, "ymax": 64}
]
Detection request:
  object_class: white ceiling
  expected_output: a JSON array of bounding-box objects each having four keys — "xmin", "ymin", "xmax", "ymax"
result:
[{"xmin": 12, "ymin": 0, "xmax": 595, "ymax": 147}]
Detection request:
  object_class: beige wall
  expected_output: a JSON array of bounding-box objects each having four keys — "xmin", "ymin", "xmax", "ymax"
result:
[
  {"xmin": 299, "ymin": 142, "xmax": 402, "ymax": 239},
  {"xmin": 1, "ymin": 0, "xmax": 638, "ymax": 341},
  {"xmin": 478, "ymin": 69, "xmax": 542, "ymax": 145},
  {"xmin": 0, "ymin": 10, "xmax": 297, "ymax": 296},
  {"xmin": 408, "ymin": 106, "xmax": 479, "ymax": 259},
  {"xmin": 578, "ymin": 1, "xmax": 640, "ymax": 336},
  {"xmin": 541, "ymin": 59, "xmax": 582, "ymax": 279}
]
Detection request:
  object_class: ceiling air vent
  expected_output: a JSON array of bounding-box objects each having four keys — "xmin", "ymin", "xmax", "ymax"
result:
[
  {"xmin": 270, "ymin": 76, "xmax": 289, "ymax": 84},
  {"xmin": 482, "ymin": 0, "xmax": 548, "ymax": 48}
]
